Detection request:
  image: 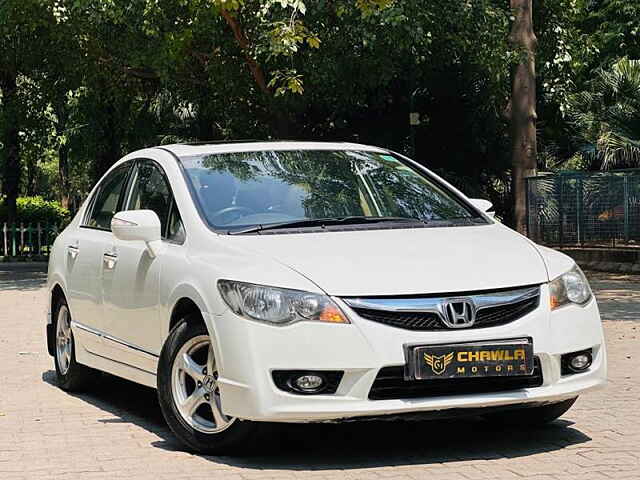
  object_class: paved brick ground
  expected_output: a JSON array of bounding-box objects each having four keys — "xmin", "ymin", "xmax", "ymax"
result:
[{"xmin": 0, "ymin": 270, "xmax": 638, "ymax": 480}]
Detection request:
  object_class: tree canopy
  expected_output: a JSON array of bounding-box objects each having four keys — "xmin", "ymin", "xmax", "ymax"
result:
[{"xmin": 0, "ymin": 0, "xmax": 637, "ymax": 223}]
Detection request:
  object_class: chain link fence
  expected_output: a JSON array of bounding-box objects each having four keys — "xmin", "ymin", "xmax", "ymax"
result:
[{"xmin": 527, "ymin": 170, "xmax": 640, "ymax": 247}]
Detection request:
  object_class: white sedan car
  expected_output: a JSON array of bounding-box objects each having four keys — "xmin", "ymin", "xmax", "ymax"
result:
[{"xmin": 46, "ymin": 142, "xmax": 606, "ymax": 453}]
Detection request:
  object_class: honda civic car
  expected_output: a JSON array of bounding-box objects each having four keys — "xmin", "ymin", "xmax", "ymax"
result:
[{"xmin": 46, "ymin": 142, "xmax": 606, "ymax": 453}]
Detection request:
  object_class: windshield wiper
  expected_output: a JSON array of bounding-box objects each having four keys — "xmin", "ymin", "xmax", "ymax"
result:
[{"xmin": 228, "ymin": 216, "xmax": 427, "ymax": 235}]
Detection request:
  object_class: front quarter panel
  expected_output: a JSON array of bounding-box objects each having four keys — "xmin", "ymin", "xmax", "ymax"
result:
[
  {"xmin": 532, "ymin": 244, "xmax": 576, "ymax": 280},
  {"xmin": 159, "ymin": 239, "xmax": 323, "ymax": 355}
]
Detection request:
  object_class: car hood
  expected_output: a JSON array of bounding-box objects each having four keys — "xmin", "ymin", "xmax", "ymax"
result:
[{"xmin": 223, "ymin": 223, "xmax": 549, "ymax": 296}]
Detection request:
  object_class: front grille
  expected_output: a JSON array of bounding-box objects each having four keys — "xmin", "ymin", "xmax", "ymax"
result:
[
  {"xmin": 354, "ymin": 309, "xmax": 442, "ymax": 330},
  {"xmin": 474, "ymin": 295, "xmax": 539, "ymax": 327},
  {"xmin": 368, "ymin": 357, "xmax": 543, "ymax": 400},
  {"xmin": 350, "ymin": 288, "xmax": 539, "ymax": 331}
]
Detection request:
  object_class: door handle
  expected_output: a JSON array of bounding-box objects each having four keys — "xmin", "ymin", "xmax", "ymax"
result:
[
  {"xmin": 67, "ymin": 243, "xmax": 79, "ymax": 259},
  {"xmin": 103, "ymin": 252, "xmax": 118, "ymax": 269}
]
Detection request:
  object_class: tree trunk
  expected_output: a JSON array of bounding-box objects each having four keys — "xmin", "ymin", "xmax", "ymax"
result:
[
  {"xmin": 59, "ymin": 142, "xmax": 71, "ymax": 209},
  {"xmin": 94, "ymin": 140, "xmax": 120, "ymax": 182},
  {"xmin": 93, "ymin": 103, "xmax": 121, "ymax": 181},
  {"xmin": 220, "ymin": 9, "xmax": 271, "ymax": 98},
  {"xmin": 219, "ymin": 9, "xmax": 294, "ymax": 138},
  {"xmin": 53, "ymin": 103, "xmax": 72, "ymax": 209},
  {"xmin": 508, "ymin": 0, "xmax": 537, "ymax": 234},
  {"xmin": 0, "ymin": 72, "xmax": 21, "ymax": 223},
  {"xmin": 25, "ymin": 154, "xmax": 37, "ymax": 196}
]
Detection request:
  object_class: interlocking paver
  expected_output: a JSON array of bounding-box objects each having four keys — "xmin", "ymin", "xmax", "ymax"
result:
[{"xmin": 0, "ymin": 269, "xmax": 638, "ymax": 480}]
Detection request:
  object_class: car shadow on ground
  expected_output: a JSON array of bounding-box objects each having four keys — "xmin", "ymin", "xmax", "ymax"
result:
[{"xmin": 42, "ymin": 369, "xmax": 592, "ymax": 469}]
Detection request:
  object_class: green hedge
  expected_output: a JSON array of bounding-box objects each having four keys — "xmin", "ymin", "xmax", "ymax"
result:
[{"xmin": 0, "ymin": 196, "xmax": 70, "ymax": 225}]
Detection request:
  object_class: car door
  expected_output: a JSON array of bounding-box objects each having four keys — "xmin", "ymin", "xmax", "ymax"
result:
[
  {"xmin": 101, "ymin": 159, "xmax": 185, "ymax": 370},
  {"xmin": 65, "ymin": 163, "xmax": 133, "ymax": 350}
]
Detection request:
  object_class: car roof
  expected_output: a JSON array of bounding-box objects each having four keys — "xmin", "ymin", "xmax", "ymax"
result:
[{"xmin": 158, "ymin": 141, "xmax": 388, "ymax": 158}]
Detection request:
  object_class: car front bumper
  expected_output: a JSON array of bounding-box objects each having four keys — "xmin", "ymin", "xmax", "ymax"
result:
[{"xmin": 207, "ymin": 284, "xmax": 607, "ymax": 423}]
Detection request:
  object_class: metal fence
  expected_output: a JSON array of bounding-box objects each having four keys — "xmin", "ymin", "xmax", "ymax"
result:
[
  {"xmin": 527, "ymin": 170, "xmax": 640, "ymax": 247},
  {"xmin": 1, "ymin": 223, "xmax": 60, "ymax": 258}
]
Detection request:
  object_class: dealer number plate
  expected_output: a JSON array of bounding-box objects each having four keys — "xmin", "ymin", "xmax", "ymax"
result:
[{"xmin": 409, "ymin": 339, "xmax": 534, "ymax": 380}]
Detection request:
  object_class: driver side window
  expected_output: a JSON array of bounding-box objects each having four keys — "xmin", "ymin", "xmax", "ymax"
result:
[
  {"xmin": 127, "ymin": 160, "xmax": 185, "ymax": 243},
  {"xmin": 85, "ymin": 164, "xmax": 131, "ymax": 230}
]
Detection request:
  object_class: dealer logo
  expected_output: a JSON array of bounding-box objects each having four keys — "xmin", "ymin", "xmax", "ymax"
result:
[{"xmin": 424, "ymin": 352, "xmax": 454, "ymax": 375}]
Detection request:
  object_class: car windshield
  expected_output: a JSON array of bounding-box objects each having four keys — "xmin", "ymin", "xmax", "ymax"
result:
[{"xmin": 179, "ymin": 149, "xmax": 484, "ymax": 232}]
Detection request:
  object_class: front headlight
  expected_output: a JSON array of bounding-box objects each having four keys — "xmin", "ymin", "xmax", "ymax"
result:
[
  {"xmin": 549, "ymin": 265, "xmax": 592, "ymax": 310},
  {"xmin": 217, "ymin": 280, "xmax": 350, "ymax": 325}
]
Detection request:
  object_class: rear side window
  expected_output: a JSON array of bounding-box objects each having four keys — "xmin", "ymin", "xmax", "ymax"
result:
[{"xmin": 85, "ymin": 164, "xmax": 131, "ymax": 230}]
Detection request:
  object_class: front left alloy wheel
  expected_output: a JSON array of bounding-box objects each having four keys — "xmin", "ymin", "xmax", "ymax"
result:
[{"xmin": 157, "ymin": 315, "xmax": 260, "ymax": 454}]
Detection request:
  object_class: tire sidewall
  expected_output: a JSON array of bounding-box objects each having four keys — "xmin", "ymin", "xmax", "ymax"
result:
[
  {"xmin": 52, "ymin": 298, "xmax": 87, "ymax": 390},
  {"xmin": 157, "ymin": 315, "xmax": 257, "ymax": 454}
]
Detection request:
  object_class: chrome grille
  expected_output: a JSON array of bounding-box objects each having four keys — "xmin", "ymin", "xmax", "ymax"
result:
[{"xmin": 344, "ymin": 286, "xmax": 540, "ymax": 331}]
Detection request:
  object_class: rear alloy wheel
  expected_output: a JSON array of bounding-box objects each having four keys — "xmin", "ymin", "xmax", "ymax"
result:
[
  {"xmin": 53, "ymin": 298, "xmax": 94, "ymax": 391},
  {"xmin": 56, "ymin": 305, "xmax": 73, "ymax": 376},
  {"xmin": 157, "ymin": 316, "xmax": 260, "ymax": 454}
]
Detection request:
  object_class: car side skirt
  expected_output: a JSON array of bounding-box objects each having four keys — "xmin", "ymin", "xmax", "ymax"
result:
[{"xmin": 72, "ymin": 321, "xmax": 158, "ymax": 388}]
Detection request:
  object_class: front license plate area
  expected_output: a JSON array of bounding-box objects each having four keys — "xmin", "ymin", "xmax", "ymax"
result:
[{"xmin": 409, "ymin": 339, "xmax": 534, "ymax": 380}]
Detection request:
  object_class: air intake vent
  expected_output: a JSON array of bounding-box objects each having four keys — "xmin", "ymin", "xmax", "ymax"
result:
[
  {"xmin": 354, "ymin": 309, "xmax": 442, "ymax": 330},
  {"xmin": 369, "ymin": 357, "xmax": 543, "ymax": 400}
]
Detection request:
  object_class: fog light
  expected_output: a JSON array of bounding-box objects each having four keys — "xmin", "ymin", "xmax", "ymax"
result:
[
  {"xmin": 562, "ymin": 349, "xmax": 593, "ymax": 375},
  {"xmin": 570, "ymin": 354, "xmax": 591, "ymax": 371},
  {"xmin": 272, "ymin": 370, "xmax": 343, "ymax": 395},
  {"xmin": 294, "ymin": 374, "xmax": 325, "ymax": 392}
]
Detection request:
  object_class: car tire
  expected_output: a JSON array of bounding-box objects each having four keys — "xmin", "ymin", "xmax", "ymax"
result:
[
  {"xmin": 53, "ymin": 297, "xmax": 94, "ymax": 391},
  {"xmin": 157, "ymin": 315, "xmax": 261, "ymax": 454},
  {"xmin": 483, "ymin": 397, "xmax": 578, "ymax": 426}
]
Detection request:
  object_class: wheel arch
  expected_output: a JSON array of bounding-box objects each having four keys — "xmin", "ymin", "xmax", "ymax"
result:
[
  {"xmin": 162, "ymin": 282, "xmax": 228, "ymax": 387},
  {"xmin": 165, "ymin": 283, "xmax": 212, "ymax": 340},
  {"xmin": 47, "ymin": 282, "xmax": 67, "ymax": 356},
  {"xmin": 170, "ymin": 297, "xmax": 204, "ymax": 331}
]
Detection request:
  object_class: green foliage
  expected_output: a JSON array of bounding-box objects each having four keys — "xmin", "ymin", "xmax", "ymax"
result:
[
  {"xmin": 535, "ymin": 0, "xmax": 640, "ymax": 173},
  {"xmin": 354, "ymin": 0, "xmax": 395, "ymax": 17},
  {"xmin": 576, "ymin": 0, "xmax": 640, "ymax": 68},
  {"xmin": 569, "ymin": 58, "xmax": 640, "ymax": 170},
  {"xmin": 0, "ymin": 196, "xmax": 70, "ymax": 225},
  {"xmin": 0, "ymin": 0, "xmax": 518, "ymax": 219},
  {"xmin": 0, "ymin": 0, "xmax": 636, "ymax": 225}
]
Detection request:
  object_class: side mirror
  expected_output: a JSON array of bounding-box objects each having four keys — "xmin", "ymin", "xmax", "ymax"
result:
[
  {"xmin": 111, "ymin": 210, "xmax": 162, "ymax": 257},
  {"xmin": 469, "ymin": 198, "xmax": 495, "ymax": 218}
]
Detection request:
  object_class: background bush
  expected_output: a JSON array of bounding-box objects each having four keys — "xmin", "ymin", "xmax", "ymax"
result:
[{"xmin": 0, "ymin": 196, "xmax": 70, "ymax": 225}]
